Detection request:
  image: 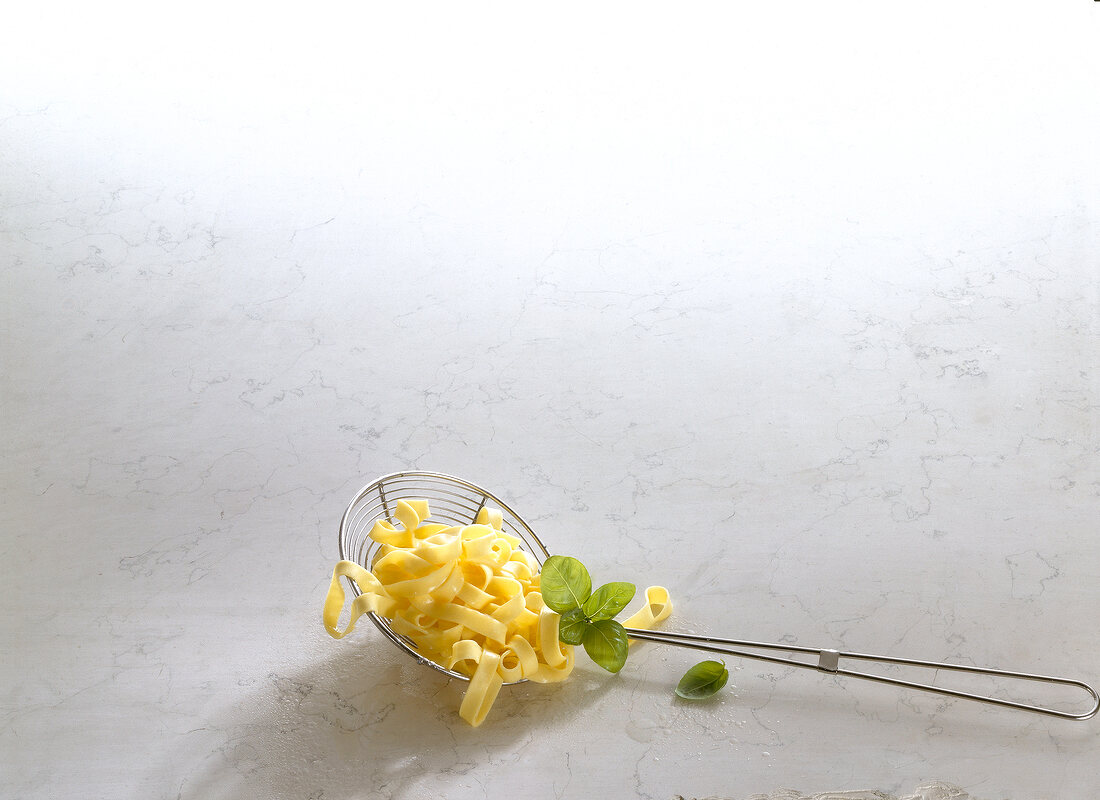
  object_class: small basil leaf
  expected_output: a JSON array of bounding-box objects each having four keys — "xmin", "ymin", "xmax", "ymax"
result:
[
  {"xmin": 539, "ymin": 555, "xmax": 592, "ymax": 613},
  {"xmin": 582, "ymin": 619, "xmax": 629, "ymax": 673},
  {"xmin": 557, "ymin": 608, "xmax": 589, "ymax": 645},
  {"xmin": 675, "ymin": 660, "xmax": 729, "ymax": 700},
  {"xmin": 582, "ymin": 581, "xmax": 636, "ymax": 621}
]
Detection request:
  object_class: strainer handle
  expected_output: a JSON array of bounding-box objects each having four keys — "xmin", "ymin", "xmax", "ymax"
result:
[{"xmin": 624, "ymin": 628, "xmax": 1099, "ymax": 721}]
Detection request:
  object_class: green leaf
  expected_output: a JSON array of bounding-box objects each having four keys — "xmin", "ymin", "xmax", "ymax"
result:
[
  {"xmin": 675, "ymin": 660, "xmax": 729, "ymax": 699},
  {"xmin": 540, "ymin": 555, "xmax": 592, "ymax": 613},
  {"xmin": 582, "ymin": 581, "xmax": 636, "ymax": 621},
  {"xmin": 557, "ymin": 608, "xmax": 589, "ymax": 645},
  {"xmin": 582, "ymin": 619, "xmax": 629, "ymax": 673}
]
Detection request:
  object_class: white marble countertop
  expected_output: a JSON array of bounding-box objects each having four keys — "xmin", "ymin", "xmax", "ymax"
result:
[{"xmin": 2, "ymin": 3, "xmax": 1098, "ymax": 798}]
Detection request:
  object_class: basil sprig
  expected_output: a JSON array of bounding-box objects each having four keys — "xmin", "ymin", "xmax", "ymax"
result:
[
  {"xmin": 675, "ymin": 659, "xmax": 729, "ymax": 699},
  {"xmin": 541, "ymin": 555, "xmax": 636, "ymax": 673}
]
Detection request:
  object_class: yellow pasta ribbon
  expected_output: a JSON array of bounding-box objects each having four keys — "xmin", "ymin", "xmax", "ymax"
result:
[
  {"xmin": 322, "ymin": 561, "xmax": 398, "ymax": 639},
  {"xmin": 475, "ymin": 506, "xmax": 503, "ymax": 529},
  {"xmin": 459, "ymin": 649, "xmax": 504, "ymax": 727},
  {"xmin": 368, "ymin": 499, "xmax": 429, "ymax": 548},
  {"xmin": 499, "ymin": 635, "xmax": 540, "ymax": 682},
  {"xmin": 536, "ymin": 605, "xmax": 568, "ymax": 668},
  {"xmin": 622, "ymin": 585, "xmax": 673, "ymax": 636}
]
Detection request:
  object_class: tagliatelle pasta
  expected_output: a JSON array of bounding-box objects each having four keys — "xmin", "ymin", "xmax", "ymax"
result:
[{"xmin": 323, "ymin": 498, "xmax": 672, "ymax": 726}]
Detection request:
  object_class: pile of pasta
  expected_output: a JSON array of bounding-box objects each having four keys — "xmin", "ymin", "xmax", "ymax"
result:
[{"xmin": 322, "ymin": 498, "xmax": 672, "ymax": 726}]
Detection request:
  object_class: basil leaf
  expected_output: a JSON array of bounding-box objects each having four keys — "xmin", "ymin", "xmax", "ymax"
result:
[
  {"xmin": 675, "ymin": 660, "xmax": 729, "ymax": 699},
  {"xmin": 582, "ymin": 619, "xmax": 629, "ymax": 673},
  {"xmin": 582, "ymin": 581, "xmax": 636, "ymax": 621},
  {"xmin": 540, "ymin": 555, "xmax": 592, "ymax": 613},
  {"xmin": 557, "ymin": 608, "xmax": 589, "ymax": 645}
]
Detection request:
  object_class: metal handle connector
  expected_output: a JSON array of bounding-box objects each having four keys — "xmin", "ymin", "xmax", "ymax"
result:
[{"xmin": 818, "ymin": 649, "xmax": 840, "ymax": 673}]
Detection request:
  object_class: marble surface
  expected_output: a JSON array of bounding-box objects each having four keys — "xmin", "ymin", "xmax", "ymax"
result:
[{"xmin": 2, "ymin": 3, "xmax": 1098, "ymax": 798}]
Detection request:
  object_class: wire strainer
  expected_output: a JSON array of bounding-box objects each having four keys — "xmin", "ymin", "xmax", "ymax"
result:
[
  {"xmin": 338, "ymin": 470, "xmax": 551, "ymax": 682},
  {"xmin": 337, "ymin": 471, "xmax": 1098, "ymax": 720}
]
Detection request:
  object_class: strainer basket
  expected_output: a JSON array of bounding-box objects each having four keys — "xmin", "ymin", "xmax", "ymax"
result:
[{"xmin": 337, "ymin": 470, "xmax": 550, "ymax": 682}]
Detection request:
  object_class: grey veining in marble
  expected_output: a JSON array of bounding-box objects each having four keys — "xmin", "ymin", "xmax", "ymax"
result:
[{"xmin": 2, "ymin": 3, "xmax": 1098, "ymax": 799}]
